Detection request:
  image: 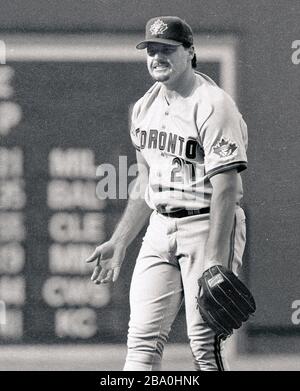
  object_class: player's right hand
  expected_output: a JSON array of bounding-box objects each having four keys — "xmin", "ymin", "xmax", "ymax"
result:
[{"xmin": 85, "ymin": 240, "xmax": 126, "ymax": 285}]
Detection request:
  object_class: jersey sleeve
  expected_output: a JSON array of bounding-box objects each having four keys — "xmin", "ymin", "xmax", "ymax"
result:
[
  {"xmin": 129, "ymin": 100, "xmax": 141, "ymax": 151},
  {"xmin": 199, "ymin": 93, "xmax": 248, "ymax": 179}
]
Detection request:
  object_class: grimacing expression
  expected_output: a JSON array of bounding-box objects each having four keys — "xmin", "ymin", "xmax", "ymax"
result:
[{"xmin": 146, "ymin": 43, "xmax": 193, "ymax": 84}]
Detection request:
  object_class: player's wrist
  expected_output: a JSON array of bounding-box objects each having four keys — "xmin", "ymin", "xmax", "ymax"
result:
[{"xmin": 110, "ymin": 236, "xmax": 128, "ymax": 248}]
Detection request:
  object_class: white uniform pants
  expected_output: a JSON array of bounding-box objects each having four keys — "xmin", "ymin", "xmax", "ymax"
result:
[{"xmin": 123, "ymin": 206, "xmax": 246, "ymax": 371}]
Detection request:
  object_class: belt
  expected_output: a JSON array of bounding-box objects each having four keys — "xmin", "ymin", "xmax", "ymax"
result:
[{"xmin": 159, "ymin": 207, "xmax": 210, "ymax": 218}]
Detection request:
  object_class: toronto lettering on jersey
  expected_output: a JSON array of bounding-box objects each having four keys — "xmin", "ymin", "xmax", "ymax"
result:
[{"xmin": 137, "ymin": 129, "xmax": 201, "ymax": 160}]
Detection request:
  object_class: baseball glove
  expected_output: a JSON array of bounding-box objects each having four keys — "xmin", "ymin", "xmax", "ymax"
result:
[{"xmin": 196, "ymin": 265, "xmax": 256, "ymax": 340}]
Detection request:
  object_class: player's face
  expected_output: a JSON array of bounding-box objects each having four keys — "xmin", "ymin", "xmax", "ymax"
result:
[{"xmin": 146, "ymin": 43, "xmax": 192, "ymax": 86}]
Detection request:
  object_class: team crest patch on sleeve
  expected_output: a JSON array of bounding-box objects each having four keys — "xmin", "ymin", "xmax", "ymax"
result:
[
  {"xmin": 213, "ymin": 137, "xmax": 238, "ymax": 158},
  {"xmin": 150, "ymin": 19, "xmax": 168, "ymax": 35}
]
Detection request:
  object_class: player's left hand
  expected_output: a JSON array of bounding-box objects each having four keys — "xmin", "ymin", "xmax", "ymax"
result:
[{"xmin": 196, "ymin": 265, "xmax": 256, "ymax": 339}]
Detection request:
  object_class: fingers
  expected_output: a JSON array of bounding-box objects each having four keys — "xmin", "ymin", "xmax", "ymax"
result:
[
  {"xmin": 112, "ymin": 267, "xmax": 121, "ymax": 282},
  {"xmin": 96, "ymin": 267, "xmax": 110, "ymax": 284},
  {"xmin": 92, "ymin": 267, "xmax": 119, "ymax": 285},
  {"xmin": 85, "ymin": 247, "xmax": 102, "ymax": 263},
  {"xmin": 98, "ymin": 269, "xmax": 114, "ymax": 284},
  {"xmin": 91, "ymin": 264, "xmax": 101, "ymax": 282}
]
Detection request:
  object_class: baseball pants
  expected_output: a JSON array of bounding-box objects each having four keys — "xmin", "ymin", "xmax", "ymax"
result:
[{"xmin": 123, "ymin": 206, "xmax": 246, "ymax": 371}]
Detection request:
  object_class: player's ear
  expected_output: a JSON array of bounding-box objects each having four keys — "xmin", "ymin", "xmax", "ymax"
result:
[{"xmin": 187, "ymin": 45, "xmax": 195, "ymax": 61}]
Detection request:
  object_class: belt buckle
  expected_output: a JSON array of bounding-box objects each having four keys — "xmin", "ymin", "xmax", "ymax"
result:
[{"xmin": 187, "ymin": 209, "xmax": 194, "ymax": 216}]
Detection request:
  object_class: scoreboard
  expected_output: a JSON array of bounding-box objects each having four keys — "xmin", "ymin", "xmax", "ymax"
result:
[{"xmin": 0, "ymin": 34, "xmax": 234, "ymax": 343}]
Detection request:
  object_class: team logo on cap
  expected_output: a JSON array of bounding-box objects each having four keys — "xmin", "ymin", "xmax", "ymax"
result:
[
  {"xmin": 213, "ymin": 137, "xmax": 237, "ymax": 158},
  {"xmin": 150, "ymin": 19, "xmax": 168, "ymax": 35}
]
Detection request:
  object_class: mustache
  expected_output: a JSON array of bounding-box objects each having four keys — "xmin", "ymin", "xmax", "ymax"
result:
[{"xmin": 152, "ymin": 61, "xmax": 169, "ymax": 67}]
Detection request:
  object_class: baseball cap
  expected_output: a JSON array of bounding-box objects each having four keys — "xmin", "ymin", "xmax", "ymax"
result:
[{"xmin": 136, "ymin": 16, "xmax": 193, "ymax": 50}]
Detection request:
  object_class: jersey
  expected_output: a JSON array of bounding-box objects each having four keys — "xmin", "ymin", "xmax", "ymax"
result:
[{"xmin": 130, "ymin": 72, "xmax": 248, "ymax": 213}]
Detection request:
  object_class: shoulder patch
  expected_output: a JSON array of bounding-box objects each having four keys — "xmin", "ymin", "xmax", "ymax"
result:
[{"xmin": 213, "ymin": 137, "xmax": 238, "ymax": 158}]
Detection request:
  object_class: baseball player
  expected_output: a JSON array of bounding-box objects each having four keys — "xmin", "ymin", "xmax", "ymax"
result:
[{"xmin": 86, "ymin": 16, "xmax": 251, "ymax": 371}]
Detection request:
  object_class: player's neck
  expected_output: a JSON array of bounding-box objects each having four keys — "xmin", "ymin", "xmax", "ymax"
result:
[{"xmin": 162, "ymin": 68, "xmax": 196, "ymax": 101}]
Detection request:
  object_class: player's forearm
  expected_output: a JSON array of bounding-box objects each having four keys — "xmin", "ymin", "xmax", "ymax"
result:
[
  {"xmin": 204, "ymin": 173, "xmax": 238, "ymax": 270},
  {"xmin": 111, "ymin": 175, "xmax": 152, "ymax": 247}
]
